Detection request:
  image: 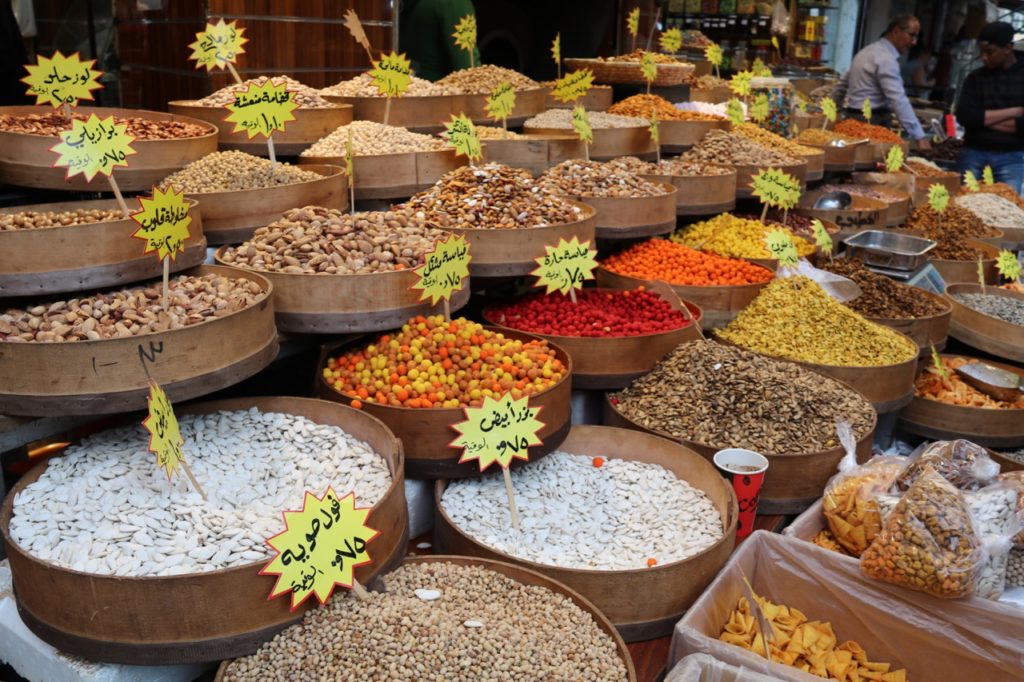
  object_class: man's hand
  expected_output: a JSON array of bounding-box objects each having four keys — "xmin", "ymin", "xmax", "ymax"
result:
[{"xmin": 914, "ymin": 138, "xmax": 932, "ymax": 151}]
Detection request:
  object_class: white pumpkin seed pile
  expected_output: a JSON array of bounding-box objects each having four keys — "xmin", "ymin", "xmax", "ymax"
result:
[
  {"xmin": 441, "ymin": 452, "xmax": 723, "ymax": 570},
  {"xmin": 222, "ymin": 561, "xmax": 628, "ymax": 681},
  {"xmin": 9, "ymin": 409, "xmax": 391, "ymax": 577}
]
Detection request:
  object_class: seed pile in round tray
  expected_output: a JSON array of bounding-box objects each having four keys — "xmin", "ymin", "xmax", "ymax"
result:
[
  {"xmin": 323, "ymin": 315, "xmax": 566, "ymax": 408},
  {"xmin": 194, "ymin": 75, "xmax": 333, "ymax": 108},
  {"xmin": 795, "ymin": 129, "xmax": 861, "ymax": 145},
  {"xmin": 817, "ymin": 183, "xmax": 903, "ymax": 203},
  {"xmin": 602, "ymin": 239, "xmax": 773, "ymax": 286},
  {"xmin": 0, "ymin": 207, "xmax": 124, "ymax": 231},
  {"xmin": 538, "ymin": 159, "xmax": 669, "ymax": 198},
  {"xmin": 321, "ymin": 72, "xmax": 460, "ymax": 97},
  {"xmin": 955, "ymin": 192, "xmax": 1024, "ymax": 229},
  {"xmin": 817, "ymin": 258, "xmax": 948, "ymax": 318},
  {"xmin": 0, "ymin": 274, "xmax": 266, "ymax": 342},
  {"xmin": 607, "ymin": 94, "xmax": 722, "ymax": 121},
  {"xmin": 951, "ymin": 293, "xmax": 1024, "ymax": 326},
  {"xmin": 671, "ymin": 214, "xmax": 814, "ymax": 260},
  {"xmin": 681, "ymin": 129, "xmax": 800, "ymax": 166},
  {"xmin": 475, "ymin": 126, "xmax": 525, "ymax": 140},
  {"xmin": 719, "ymin": 277, "xmax": 919, "ymax": 367},
  {"xmin": 436, "ymin": 65, "xmax": 539, "ymax": 94},
  {"xmin": 733, "ymin": 123, "xmax": 819, "ymax": 159},
  {"xmin": 159, "ymin": 151, "xmax": 322, "ymax": 193},
  {"xmin": 219, "ymin": 206, "xmax": 447, "ymax": 275},
  {"xmin": 302, "ymin": 120, "xmax": 446, "ymax": 157},
  {"xmin": 902, "ymin": 158, "xmax": 950, "ymax": 176},
  {"xmin": 608, "ymin": 156, "xmax": 732, "ymax": 177},
  {"xmin": 0, "ymin": 112, "xmax": 209, "ymax": 139},
  {"xmin": 403, "ymin": 163, "xmax": 581, "ymax": 229},
  {"xmin": 524, "ymin": 108, "xmax": 646, "ymax": 129},
  {"xmin": 8, "ymin": 408, "xmax": 391, "ymax": 576},
  {"xmin": 903, "ymin": 204, "xmax": 1000, "ymax": 260},
  {"xmin": 221, "ymin": 561, "xmax": 628, "ymax": 681},
  {"xmin": 442, "ymin": 452, "xmax": 723, "ymax": 569},
  {"xmin": 488, "ymin": 288, "xmax": 690, "ymax": 337},
  {"xmin": 613, "ymin": 340, "xmax": 875, "ymax": 454},
  {"xmin": 832, "ymin": 119, "xmax": 902, "ymax": 143}
]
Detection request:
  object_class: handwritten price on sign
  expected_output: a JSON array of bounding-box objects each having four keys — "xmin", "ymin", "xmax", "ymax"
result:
[
  {"xmin": 452, "ymin": 393, "xmax": 545, "ymax": 471},
  {"xmin": 659, "ymin": 28, "xmax": 682, "ymax": 54},
  {"xmin": 641, "ymin": 52, "xmax": 658, "ymax": 83},
  {"xmin": 131, "ymin": 187, "xmax": 192, "ymax": 262},
  {"xmin": 452, "ymin": 14, "xmax": 477, "ymax": 53},
  {"xmin": 726, "ymin": 98, "xmax": 745, "ymax": 126},
  {"xmin": 963, "ymin": 170, "xmax": 980, "ymax": 192},
  {"xmin": 261, "ymin": 488, "xmax": 379, "ymax": 610},
  {"xmin": 444, "ymin": 114, "xmax": 482, "ymax": 161},
  {"xmin": 531, "ymin": 236, "xmax": 598, "ymax": 295},
  {"xmin": 627, "ymin": 8, "xmax": 640, "ymax": 38},
  {"xmin": 188, "ymin": 19, "xmax": 247, "ymax": 71},
  {"xmin": 142, "ymin": 381, "xmax": 184, "ymax": 479},
  {"xmin": 885, "ymin": 144, "xmax": 904, "ymax": 173},
  {"xmin": 22, "ymin": 51, "xmax": 102, "ymax": 108},
  {"xmin": 50, "ymin": 114, "xmax": 135, "ymax": 182},
  {"xmin": 751, "ymin": 93, "xmax": 769, "ymax": 123},
  {"xmin": 224, "ymin": 80, "xmax": 298, "ymax": 139},
  {"xmin": 730, "ymin": 70, "xmax": 753, "ymax": 98},
  {"xmin": 983, "ymin": 165, "xmax": 995, "ymax": 186},
  {"xmin": 571, "ymin": 105, "xmax": 593, "ymax": 144},
  {"xmin": 764, "ymin": 229, "xmax": 800, "ymax": 269},
  {"xmin": 997, "ymin": 250, "xmax": 1021, "ymax": 282},
  {"xmin": 751, "ymin": 58, "xmax": 771, "ymax": 78},
  {"xmin": 930, "ymin": 346, "xmax": 949, "ymax": 381},
  {"xmin": 551, "ymin": 69, "xmax": 594, "ymax": 104},
  {"xmin": 812, "ymin": 219, "xmax": 833, "ymax": 256},
  {"xmin": 370, "ymin": 52, "xmax": 412, "ymax": 98},
  {"xmin": 552, "ymin": 33, "xmax": 561, "ymax": 66},
  {"xmin": 927, "ymin": 183, "xmax": 949, "ymax": 214},
  {"xmin": 485, "ymin": 82, "xmax": 517, "ymax": 123},
  {"xmin": 751, "ymin": 168, "xmax": 801, "ymax": 211},
  {"xmin": 705, "ymin": 43, "xmax": 723, "ymax": 67},
  {"xmin": 412, "ymin": 234, "xmax": 471, "ymax": 305},
  {"xmin": 821, "ymin": 97, "xmax": 837, "ymax": 123}
]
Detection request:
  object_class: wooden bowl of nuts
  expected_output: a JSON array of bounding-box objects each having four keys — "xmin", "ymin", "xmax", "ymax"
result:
[
  {"xmin": 320, "ymin": 92, "xmax": 461, "ymax": 133},
  {"xmin": 433, "ymin": 425, "xmax": 738, "ymax": 642},
  {"xmin": 480, "ymin": 134, "xmax": 587, "ymax": 177},
  {"xmin": 636, "ymin": 165, "xmax": 738, "ymax": 216},
  {"xmin": 796, "ymin": 190, "xmax": 889, "ymax": 235},
  {"xmin": 0, "ymin": 197, "xmax": 206, "ymax": 297},
  {"xmin": 945, "ymin": 283, "xmax": 1024, "ymax": 363},
  {"xmin": 302, "ymin": 149, "xmax": 466, "ymax": 201},
  {"xmin": 0, "ymin": 105, "xmax": 218, "ymax": 191}
]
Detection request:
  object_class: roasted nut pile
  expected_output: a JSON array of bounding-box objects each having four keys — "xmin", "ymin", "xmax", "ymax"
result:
[
  {"xmin": 817, "ymin": 258, "xmax": 949, "ymax": 318},
  {"xmin": 733, "ymin": 123, "xmax": 820, "ymax": 160},
  {"xmin": 159, "ymin": 151, "xmax": 322, "ymax": 193},
  {"xmin": 475, "ymin": 125, "xmax": 524, "ymax": 140},
  {"xmin": 681, "ymin": 129, "xmax": 800, "ymax": 166},
  {"xmin": 524, "ymin": 108, "xmax": 646, "ymax": 129},
  {"xmin": 978, "ymin": 182, "xmax": 1024, "ymax": 211},
  {"xmin": 436, "ymin": 65, "xmax": 539, "ymax": 94},
  {"xmin": 301, "ymin": 120, "xmax": 446, "ymax": 157},
  {"xmin": 683, "ymin": 74, "xmax": 729, "ymax": 90},
  {"xmin": 608, "ymin": 94, "xmax": 722, "ymax": 121},
  {"xmin": 902, "ymin": 158, "xmax": 952, "ymax": 177},
  {"xmin": 608, "ymin": 155, "xmax": 732, "ymax": 176},
  {"xmin": 916, "ymin": 355, "xmax": 1024, "ymax": 409},
  {"xmin": 952, "ymin": 292, "xmax": 1024, "ymax": 326},
  {"xmin": 538, "ymin": 159, "xmax": 669, "ymax": 198},
  {"xmin": 796, "ymin": 128, "xmax": 861, "ymax": 145},
  {"xmin": 612, "ymin": 340, "xmax": 875, "ymax": 455},
  {"xmin": 403, "ymin": 163, "xmax": 581, "ymax": 229},
  {"xmin": 0, "ymin": 207, "xmax": 124, "ymax": 231},
  {"xmin": 0, "ymin": 274, "xmax": 266, "ymax": 342},
  {"xmin": 818, "ymin": 183, "xmax": 903, "ymax": 203},
  {"xmin": 597, "ymin": 49, "xmax": 680, "ymax": 64},
  {"xmin": 320, "ymin": 72, "xmax": 460, "ymax": 97},
  {"xmin": 219, "ymin": 206, "xmax": 447, "ymax": 275},
  {"xmin": 194, "ymin": 75, "xmax": 333, "ymax": 108},
  {"xmin": 671, "ymin": 214, "xmax": 814, "ymax": 260},
  {"xmin": 719, "ymin": 277, "xmax": 919, "ymax": 367},
  {"xmin": 222, "ymin": 562, "xmax": 628, "ymax": 681},
  {"xmin": 903, "ymin": 204, "xmax": 998, "ymax": 260},
  {"xmin": 0, "ymin": 112, "xmax": 209, "ymax": 139},
  {"xmin": 833, "ymin": 118, "xmax": 903, "ymax": 143},
  {"xmin": 955, "ymin": 192, "xmax": 1024, "ymax": 228}
]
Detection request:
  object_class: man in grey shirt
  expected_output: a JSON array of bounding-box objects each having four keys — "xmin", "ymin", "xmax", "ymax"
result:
[{"xmin": 832, "ymin": 14, "xmax": 932, "ymax": 150}]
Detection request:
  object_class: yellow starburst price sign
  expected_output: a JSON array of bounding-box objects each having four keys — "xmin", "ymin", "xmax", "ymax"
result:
[
  {"xmin": 764, "ymin": 229, "xmax": 800, "ymax": 269},
  {"xmin": 660, "ymin": 28, "xmax": 682, "ymax": 54},
  {"xmin": 996, "ymin": 250, "xmax": 1021, "ymax": 282},
  {"xmin": 772, "ymin": 36, "xmax": 780, "ymax": 50},
  {"xmin": 726, "ymin": 98, "xmax": 745, "ymax": 127},
  {"xmin": 963, "ymin": 170, "xmax": 980, "ymax": 192},
  {"xmin": 930, "ymin": 346, "xmax": 949, "ymax": 381},
  {"xmin": 705, "ymin": 43, "xmax": 723, "ymax": 67},
  {"xmin": 451, "ymin": 393, "xmax": 545, "ymax": 471},
  {"xmin": 571, "ymin": 105, "xmax": 593, "ymax": 145},
  {"xmin": 261, "ymin": 488, "xmax": 379, "ymax": 610},
  {"xmin": 452, "ymin": 14, "xmax": 477, "ymax": 65},
  {"xmin": 751, "ymin": 93, "xmax": 769, "ymax": 123},
  {"xmin": 444, "ymin": 114, "xmax": 482, "ymax": 161},
  {"xmin": 641, "ymin": 51, "xmax": 658, "ymax": 85},
  {"xmin": 531, "ymin": 236, "xmax": 598, "ymax": 295},
  {"xmin": 861, "ymin": 98, "xmax": 872, "ymax": 121},
  {"xmin": 411, "ymin": 234, "xmax": 471, "ymax": 305},
  {"xmin": 485, "ymin": 82, "xmax": 517, "ymax": 124},
  {"xmin": 731, "ymin": 70, "xmax": 753, "ymax": 98},
  {"xmin": 751, "ymin": 58, "xmax": 771, "ymax": 77},
  {"xmin": 797, "ymin": 100, "xmax": 808, "ymax": 115},
  {"xmin": 51, "ymin": 114, "xmax": 136, "ymax": 182},
  {"xmin": 142, "ymin": 381, "xmax": 184, "ymax": 480},
  {"xmin": 551, "ymin": 69, "xmax": 594, "ymax": 104},
  {"xmin": 345, "ymin": 128, "xmax": 355, "ymax": 181},
  {"xmin": 649, "ymin": 115, "xmax": 660, "ymax": 146},
  {"xmin": 812, "ymin": 219, "xmax": 833, "ymax": 256},
  {"xmin": 552, "ymin": 33, "xmax": 561, "ymax": 68},
  {"xmin": 885, "ymin": 144, "xmax": 904, "ymax": 173},
  {"xmin": 188, "ymin": 18, "xmax": 247, "ymax": 71},
  {"xmin": 224, "ymin": 79, "xmax": 299, "ymax": 139},
  {"xmin": 627, "ymin": 8, "xmax": 640, "ymax": 39},
  {"xmin": 130, "ymin": 187, "xmax": 192, "ymax": 262},
  {"xmin": 983, "ymin": 165, "xmax": 995, "ymax": 186},
  {"xmin": 22, "ymin": 51, "xmax": 102, "ymax": 108},
  {"xmin": 928, "ymin": 183, "xmax": 949, "ymax": 214},
  {"xmin": 821, "ymin": 97, "xmax": 837, "ymax": 123},
  {"xmin": 370, "ymin": 51, "xmax": 412, "ymax": 98},
  {"xmin": 751, "ymin": 167, "xmax": 801, "ymax": 211}
]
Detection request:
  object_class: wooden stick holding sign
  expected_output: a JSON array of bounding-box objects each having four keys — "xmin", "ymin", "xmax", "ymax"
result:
[
  {"xmin": 261, "ymin": 487, "xmax": 380, "ymax": 610},
  {"xmin": 345, "ymin": 128, "xmax": 356, "ymax": 215},
  {"xmin": 50, "ymin": 113, "xmax": 135, "ymax": 216},
  {"xmin": 649, "ymin": 115, "xmax": 661, "ymax": 164},
  {"xmin": 143, "ymin": 380, "xmax": 207, "ymax": 500},
  {"xmin": 530, "ymin": 236, "xmax": 598, "ymax": 305},
  {"xmin": 22, "ymin": 51, "xmax": 102, "ymax": 121},
  {"xmin": 411, "ymin": 234, "xmax": 471, "ymax": 321},
  {"xmin": 452, "ymin": 393, "xmax": 546, "ymax": 531},
  {"xmin": 131, "ymin": 186, "xmax": 192, "ymax": 310},
  {"xmin": 371, "ymin": 51, "xmax": 412, "ymax": 126},
  {"xmin": 188, "ymin": 18, "xmax": 247, "ymax": 85},
  {"xmin": 224, "ymin": 79, "xmax": 298, "ymax": 171}
]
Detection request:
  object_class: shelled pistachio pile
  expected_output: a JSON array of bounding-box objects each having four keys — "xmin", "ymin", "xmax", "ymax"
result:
[
  {"xmin": 194, "ymin": 75, "xmax": 333, "ymax": 108},
  {"xmin": 302, "ymin": 120, "xmax": 446, "ymax": 157},
  {"xmin": 159, "ymin": 151, "xmax": 322, "ymax": 193}
]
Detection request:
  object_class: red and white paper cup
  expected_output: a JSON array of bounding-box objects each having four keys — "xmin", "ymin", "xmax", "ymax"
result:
[{"xmin": 713, "ymin": 448, "xmax": 769, "ymax": 538}]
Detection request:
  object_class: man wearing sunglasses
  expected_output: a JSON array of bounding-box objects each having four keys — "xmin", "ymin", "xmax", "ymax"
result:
[{"xmin": 832, "ymin": 14, "xmax": 931, "ymax": 150}]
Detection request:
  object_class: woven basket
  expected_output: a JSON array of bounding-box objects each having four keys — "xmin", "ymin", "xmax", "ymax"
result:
[{"xmin": 565, "ymin": 58, "xmax": 695, "ymax": 87}]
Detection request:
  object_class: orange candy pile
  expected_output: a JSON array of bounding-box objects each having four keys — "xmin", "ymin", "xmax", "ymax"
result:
[
  {"xmin": 323, "ymin": 315, "xmax": 566, "ymax": 409},
  {"xmin": 601, "ymin": 239, "xmax": 774, "ymax": 286}
]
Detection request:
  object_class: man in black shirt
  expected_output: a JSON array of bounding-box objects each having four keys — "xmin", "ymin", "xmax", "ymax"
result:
[{"xmin": 955, "ymin": 22, "xmax": 1024, "ymax": 194}]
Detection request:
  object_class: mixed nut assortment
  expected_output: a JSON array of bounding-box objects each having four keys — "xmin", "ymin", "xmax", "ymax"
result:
[
  {"xmin": 682, "ymin": 129, "xmax": 800, "ymax": 166},
  {"xmin": 538, "ymin": 159, "xmax": 669, "ymax": 198},
  {"xmin": 0, "ymin": 111, "xmax": 210, "ymax": 138}
]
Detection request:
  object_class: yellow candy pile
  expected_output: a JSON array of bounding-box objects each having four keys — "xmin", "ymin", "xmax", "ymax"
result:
[{"xmin": 671, "ymin": 214, "xmax": 815, "ymax": 260}]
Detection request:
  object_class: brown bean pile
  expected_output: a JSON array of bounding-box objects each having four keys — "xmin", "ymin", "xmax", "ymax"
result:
[
  {"xmin": 436, "ymin": 65, "xmax": 539, "ymax": 94},
  {"xmin": 904, "ymin": 204, "xmax": 999, "ymax": 260},
  {"xmin": 0, "ymin": 274, "xmax": 266, "ymax": 343},
  {"xmin": 1, "ymin": 208, "xmax": 124, "ymax": 231},
  {"xmin": 219, "ymin": 206, "xmax": 447, "ymax": 275},
  {"xmin": 403, "ymin": 163, "xmax": 581, "ymax": 229},
  {"xmin": 0, "ymin": 112, "xmax": 210, "ymax": 139},
  {"xmin": 612, "ymin": 340, "xmax": 875, "ymax": 455},
  {"xmin": 538, "ymin": 159, "xmax": 669, "ymax": 198},
  {"xmin": 817, "ymin": 258, "xmax": 949, "ymax": 318},
  {"xmin": 681, "ymin": 129, "xmax": 800, "ymax": 166}
]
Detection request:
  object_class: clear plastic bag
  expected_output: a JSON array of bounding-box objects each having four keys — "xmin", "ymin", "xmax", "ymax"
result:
[
  {"xmin": 965, "ymin": 483, "xmax": 1022, "ymax": 600},
  {"xmin": 771, "ymin": 0, "xmax": 790, "ymax": 37},
  {"xmin": 997, "ymin": 471, "xmax": 1024, "ymax": 548},
  {"xmin": 861, "ymin": 466, "xmax": 984, "ymax": 598},
  {"xmin": 895, "ymin": 439, "xmax": 1000, "ymax": 492}
]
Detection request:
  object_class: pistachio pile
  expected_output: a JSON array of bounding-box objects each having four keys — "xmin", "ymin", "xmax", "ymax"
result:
[
  {"xmin": 159, "ymin": 151, "xmax": 322, "ymax": 193},
  {"xmin": 301, "ymin": 120, "xmax": 446, "ymax": 157},
  {"xmin": 538, "ymin": 160, "xmax": 669, "ymax": 198},
  {"xmin": 436, "ymin": 65, "xmax": 539, "ymax": 94},
  {"xmin": 608, "ymin": 156, "xmax": 732, "ymax": 176},
  {"xmin": 403, "ymin": 163, "xmax": 581, "ymax": 229},
  {"xmin": 681, "ymin": 129, "xmax": 800, "ymax": 166},
  {"xmin": 219, "ymin": 206, "xmax": 447, "ymax": 275},
  {"xmin": 475, "ymin": 126, "xmax": 525, "ymax": 140},
  {"xmin": 0, "ymin": 274, "xmax": 266, "ymax": 342},
  {"xmin": 525, "ymin": 109, "xmax": 646, "ymax": 130},
  {"xmin": 0, "ymin": 112, "xmax": 209, "ymax": 139},
  {"xmin": 320, "ymin": 72, "xmax": 460, "ymax": 97},
  {"xmin": 194, "ymin": 75, "xmax": 333, "ymax": 108},
  {"xmin": 1, "ymin": 208, "xmax": 124, "ymax": 231}
]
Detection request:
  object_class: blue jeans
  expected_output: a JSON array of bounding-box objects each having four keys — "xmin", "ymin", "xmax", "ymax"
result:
[{"xmin": 958, "ymin": 147, "xmax": 1024, "ymax": 194}]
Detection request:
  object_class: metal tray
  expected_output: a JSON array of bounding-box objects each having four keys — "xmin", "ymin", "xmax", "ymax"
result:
[{"xmin": 842, "ymin": 230, "xmax": 937, "ymax": 271}]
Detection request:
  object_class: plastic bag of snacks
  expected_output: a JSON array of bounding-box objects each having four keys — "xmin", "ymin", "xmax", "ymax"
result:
[
  {"xmin": 822, "ymin": 422, "xmax": 905, "ymax": 557},
  {"xmin": 964, "ymin": 482, "xmax": 1022, "ymax": 600},
  {"xmin": 997, "ymin": 471, "xmax": 1024, "ymax": 547},
  {"xmin": 895, "ymin": 439, "xmax": 1000, "ymax": 492},
  {"xmin": 861, "ymin": 466, "xmax": 984, "ymax": 598}
]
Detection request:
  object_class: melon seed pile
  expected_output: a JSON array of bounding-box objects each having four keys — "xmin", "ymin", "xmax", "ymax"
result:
[
  {"xmin": 222, "ymin": 561, "xmax": 628, "ymax": 681},
  {"xmin": 442, "ymin": 452, "xmax": 722, "ymax": 570},
  {"xmin": 8, "ymin": 409, "xmax": 391, "ymax": 576}
]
